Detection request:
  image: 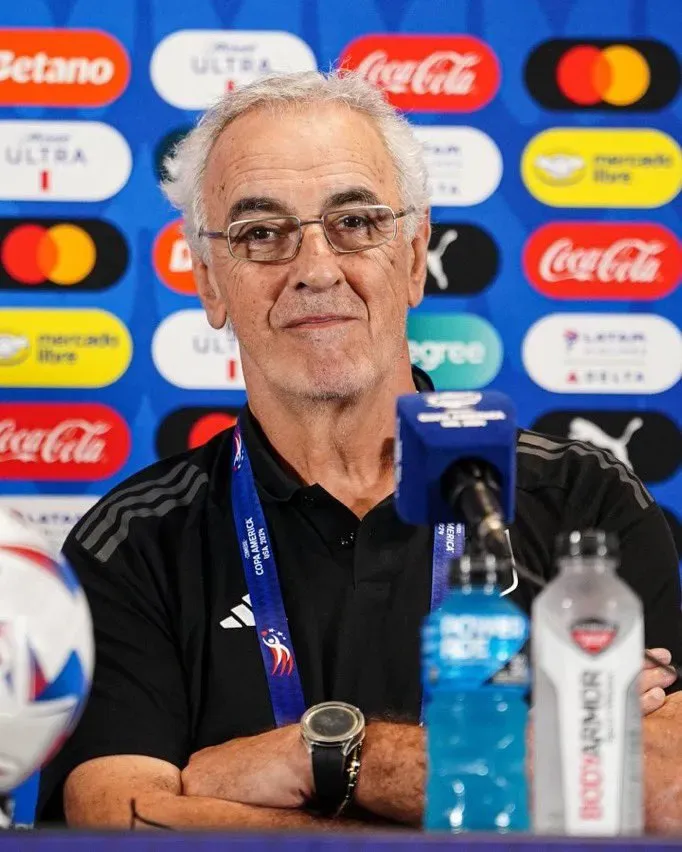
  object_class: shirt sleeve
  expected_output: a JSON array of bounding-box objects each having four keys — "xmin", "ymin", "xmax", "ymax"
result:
[{"xmin": 37, "ymin": 532, "xmax": 190, "ymax": 823}]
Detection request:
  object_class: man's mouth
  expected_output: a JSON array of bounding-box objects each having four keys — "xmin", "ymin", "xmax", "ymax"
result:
[{"xmin": 284, "ymin": 315, "xmax": 355, "ymax": 329}]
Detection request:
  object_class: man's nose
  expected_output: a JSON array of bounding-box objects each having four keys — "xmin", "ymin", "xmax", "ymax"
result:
[{"xmin": 288, "ymin": 222, "xmax": 344, "ymax": 291}]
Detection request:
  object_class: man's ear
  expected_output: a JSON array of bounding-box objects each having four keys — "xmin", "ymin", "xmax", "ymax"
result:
[
  {"xmin": 407, "ymin": 211, "xmax": 431, "ymax": 310},
  {"xmin": 192, "ymin": 252, "xmax": 228, "ymax": 329}
]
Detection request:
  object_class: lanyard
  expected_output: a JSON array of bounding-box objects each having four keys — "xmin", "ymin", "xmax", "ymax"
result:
[{"xmin": 230, "ymin": 420, "xmax": 465, "ymax": 727}]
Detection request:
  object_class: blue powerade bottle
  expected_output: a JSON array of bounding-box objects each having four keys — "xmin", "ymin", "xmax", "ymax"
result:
[{"xmin": 422, "ymin": 551, "xmax": 530, "ymax": 832}]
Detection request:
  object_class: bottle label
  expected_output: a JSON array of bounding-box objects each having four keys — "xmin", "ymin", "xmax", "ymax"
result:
[
  {"xmin": 570, "ymin": 618, "xmax": 618, "ymax": 655},
  {"xmin": 423, "ymin": 602, "xmax": 530, "ymax": 693}
]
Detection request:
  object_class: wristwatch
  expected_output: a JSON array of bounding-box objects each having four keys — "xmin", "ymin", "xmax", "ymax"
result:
[{"xmin": 300, "ymin": 701, "xmax": 366, "ymax": 817}]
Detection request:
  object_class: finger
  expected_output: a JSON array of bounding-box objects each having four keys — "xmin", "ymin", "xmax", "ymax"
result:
[
  {"xmin": 639, "ymin": 666, "xmax": 677, "ymax": 694},
  {"xmin": 643, "ymin": 648, "xmax": 672, "ymax": 669},
  {"xmin": 640, "ymin": 686, "xmax": 666, "ymax": 716}
]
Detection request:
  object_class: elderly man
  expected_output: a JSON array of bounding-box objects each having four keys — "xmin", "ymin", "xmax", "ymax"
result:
[{"xmin": 38, "ymin": 70, "xmax": 681, "ymax": 831}]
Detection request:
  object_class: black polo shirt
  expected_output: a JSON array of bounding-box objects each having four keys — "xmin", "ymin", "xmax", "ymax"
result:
[{"xmin": 38, "ymin": 380, "xmax": 682, "ymax": 821}]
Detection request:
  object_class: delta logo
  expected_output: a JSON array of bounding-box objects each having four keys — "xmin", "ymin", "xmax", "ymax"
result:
[
  {"xmin": 524, "ymin": 223, "xmax": 681, "ymax": 300},
  {"xmin": 0, "ymin": 309, "xmax": 132, "ymax": 388},
  {"xmin": 0, "ymin": 218, "xmax": 128, "ymax": 291},
  {"xmin": 525, "ymin": 39, "xmax": 680, "ymax": 111},
  {"xmin": 0, "ymin": 120, "xmax": 132, "ymax": 202},
  {"xmin": 153, "ymin": 220, "xmax": 195, "ymax": 295},
  {"xmin": 0, "ymin": 29, "xmax": 130, "ymax": 107},
  {"xmin": 521, "ymin": 128, "xmax": 682, "ymax": 208},
  {"xmin": 156, "ymin": 407, "xmax": 240, "ymax": 458},
  {"xmin": 150, "ymin": 30, "xmax": 316, "ymax": 110},
  {"xmin": 340, "ymin": 35, "xmax": 500, "ymax": 112},
  {"xmin": 0, "ymin": 403, "xmax": 129, "ymax": 480}
]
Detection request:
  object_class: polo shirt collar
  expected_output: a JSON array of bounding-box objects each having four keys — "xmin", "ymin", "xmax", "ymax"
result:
[{"xmin": 241, "ymin": 366, "xmax": 434, "ymax": 504}]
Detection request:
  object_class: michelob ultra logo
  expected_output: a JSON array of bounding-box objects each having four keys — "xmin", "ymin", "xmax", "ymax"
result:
[
  {"xmin": 0, "ymin": 309, "xmax": 132, "ymax": 387},
  {"xmin": 521, "ymin": 128, "xmax": 682, "ymax": 208},
  {"xmin": 0, "ymin": 29, "xmax": 130, "ymax": 107},
  {"xmin": 407, "ymin": 313, "xmax": 503, "ymax": 389}
]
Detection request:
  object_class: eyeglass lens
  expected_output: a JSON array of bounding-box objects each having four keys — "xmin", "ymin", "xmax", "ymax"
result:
[{"xmin": 228, "ymin": 206, "xmax": 397, "ymax": 261}]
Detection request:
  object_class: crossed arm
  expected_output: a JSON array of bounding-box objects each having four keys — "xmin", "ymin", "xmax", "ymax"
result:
[{"xmin": 65, "ymin": 652, "xmax": 682, "ymax": 832}]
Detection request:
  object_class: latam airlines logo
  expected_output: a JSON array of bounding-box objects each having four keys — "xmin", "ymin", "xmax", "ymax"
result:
[
  {"xmin": 150, "ymin": 30, "xmax": 316, "ymax": 110},
  {"xmin": 152, "ymin": 310, "xmax": 245, "ymax": 390},
  {"xmin": 414, "ymin": 127, "xmax": 502, "ymax": 206},
  {"xmin": 340, "ymin": 35, "xmax": 500, "ymax": 112},
  {"xmin": 0, "ymin": 121, "xmax": 132, "ymax": 201},
  {"xmin": 0, "ymin": 403, "xmax": 129, "ymax": 480},
  {"xmin": 0, "ymin": 29, "xmax": 130, "ymax": 107},
  {"xmin": 521, "ymin": 128, "xmax": 682, "ymax": 208},
  {"xmin": 0, "ymin": 496, "xmax": 99, "ymax": 555},
  {"xmin": 522, "ymin": 313, "xmax": 682, "ymax": 394},
  {"xmin": 523, "ymin": 223, "xmax": 681, "ymax": 300}
]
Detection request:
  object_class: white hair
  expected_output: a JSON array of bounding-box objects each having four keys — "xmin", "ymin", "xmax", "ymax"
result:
[{"xmin": 160, "ymin": 69, "xmax": 429, "ymax": 260}]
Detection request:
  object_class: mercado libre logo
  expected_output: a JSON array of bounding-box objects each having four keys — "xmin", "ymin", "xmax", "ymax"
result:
[
  {"xmin": 153, "ymin": 220, "xmax": 195, "ymax": 295},
  {"xmin": 340, "ymin": 34, "xmax": 500, "ymax": 112},
  {"xmin": 0, "ymin": 219, "xmax": 128, "ymax": 291},
  {"xmin": 0, "ymin": 403, "xmax": 130, "ymax": 481},
  {"xmin": 156, "ymin": 407, "xmax": 240, "ymax": 458},
  {"xmin": 523, "ymin": 222, "xmax": 681, "ymax": 301},
  {"xmin": 0, "ymin": 29, "xmax": 130, "ymax": 107},
  {"xmin": 407, "ymin": 313, "xmax": 502, "ymax": 390},
  {"xmin": 150, "ymin": 30, "xmax": 316, "ymax": 110},
  {"xmin": 521, "ymin": 128, "xmax": 682, "ymax": 208},
  {"xmin": 0, "ymin": 120, "xmax": 132, "ymax": 201},
  {"xmin": 0, "ymin": 309, "xmax": 132, "ymax": 388},
  {"xmin": 524, "ymin": 39, "xmax": 681, "ymax": 111}
]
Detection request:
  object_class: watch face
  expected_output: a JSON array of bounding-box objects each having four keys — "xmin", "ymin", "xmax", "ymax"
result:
[{"xmin": 309, "ymin": 706, "xmax": 357, "ymax": 740}]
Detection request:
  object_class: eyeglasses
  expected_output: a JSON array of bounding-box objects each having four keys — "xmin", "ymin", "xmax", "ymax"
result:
[{"xmin": 198, "ymin": 204, "xmax": 415, "ymax": 263}]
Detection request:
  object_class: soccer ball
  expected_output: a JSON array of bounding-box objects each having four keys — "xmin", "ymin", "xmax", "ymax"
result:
[{"xmin": 0, "ymin": 508, "xmax": 94, "ymax": 791}]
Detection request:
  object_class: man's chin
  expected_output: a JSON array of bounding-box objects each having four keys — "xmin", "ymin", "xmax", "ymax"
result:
[{"xmin": 273, "ymin": 360, "xmax": 376, "ymax": 402}]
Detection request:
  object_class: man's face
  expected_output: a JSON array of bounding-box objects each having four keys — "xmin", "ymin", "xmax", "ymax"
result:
[{"xmin": 194, "ymin": 102, "xmax": 429, "ymax": 401}]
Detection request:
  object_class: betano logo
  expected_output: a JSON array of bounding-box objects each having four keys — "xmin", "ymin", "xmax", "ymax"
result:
[
  {"xmin": 522, "ymin": 128, "xmax": 682, "ymax": 207},
  {"xmin": 0, "ymin": 309, "xmax": 132, "ymax": 388},
  {"xmin": 153, "ymin": 220, "xmax": 195, "ymax": 295},
  {"xmin": 525, "ymin": 39, "xmax": 681, "ymax": 111},
  {"xmin": 0, "ymin": 218, "xmax": 128, "ymax": 291},
  {"xmin": 0, "ymin": 29, "xmax": 130, "ymax": 107},
  {"xmin": 0, "ymin": 120, "xmax": 132, "ymax": 201},
  {"xmin": 407, "ymin": 313, "xmax": 502, "ymax": 389}
]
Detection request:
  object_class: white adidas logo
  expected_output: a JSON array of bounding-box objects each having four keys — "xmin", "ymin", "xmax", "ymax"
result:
[{"xmin": 220, "ymin": 594, "xmax": 254, "ymax": 629}]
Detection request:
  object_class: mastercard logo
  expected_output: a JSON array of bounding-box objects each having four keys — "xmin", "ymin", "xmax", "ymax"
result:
[
  {"xmin": 0, "ymin": 219, "xmax": 128, "ymax": 291},
  {"xmin": 153, "ymin": 219, "xmax": 196, "ymax": 295},
  {"xmin": 156, "ymin": 407, "xmax": 240, "ymax": 458},
  {"xmin": 0, "ymin": 29, "xmax": 130, "ymax": 107},
  {"xmin": 525, "ymin": 39, "xmax": 681, "ymax": 111}
]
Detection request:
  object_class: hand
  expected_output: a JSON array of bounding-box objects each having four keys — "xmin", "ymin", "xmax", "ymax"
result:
[
  {"xmin": 182, "ymin": 725, "xmax": 313, "ymax": 809},
  {"xmin": 644, "ymin": 690, "xmax": 682, "ymax": 833},
  {"xmin": 640, "ymin": 648, "xmax": 678, "ymax": 716}
]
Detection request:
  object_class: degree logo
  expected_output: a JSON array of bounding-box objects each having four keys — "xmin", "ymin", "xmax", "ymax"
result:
[
  {"xmin": 0, "ymin": 218, "xmax": 128, "ymax": 291},
  {"xmin": 0, "ymin": 29, "xmax": 130, "ymax": 107},
  {"xmin": 522, "ymin": 128, "xmax": 682, "ymax": 208},
  {"xmin": 0, "ymin": 309, "xmax": 132, "ymax": 388},
  {"xmin": 525, "ymin": 39, "xmax": 680, "ymax": 111},
  {"xmin": 153, "ymin": 220, "xmax": 195, "ymax": 295}
]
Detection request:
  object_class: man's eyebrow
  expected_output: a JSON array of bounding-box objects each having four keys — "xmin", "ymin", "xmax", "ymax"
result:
[
  {"xmin": 324, "ymin": 187, "xmax": 382, "ymax": 208},
  {"xmin": 228, "ymin": 196, "xmax": 291, "ymax": 221}
]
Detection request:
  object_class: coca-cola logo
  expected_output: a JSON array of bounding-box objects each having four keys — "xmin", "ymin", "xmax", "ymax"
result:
[
  {"xmin": 524, "ymin": 223, "xmax": 682, "ymax": 300},
  {"xmin": 0, "ymin": 403, "xmax": 130, "ymax": 480},
  {"xmin": 340, "ymin": 35, "xmax": 500, "ymax": 112}
]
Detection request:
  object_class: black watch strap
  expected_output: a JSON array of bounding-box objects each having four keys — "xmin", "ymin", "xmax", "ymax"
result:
[{"xmin": 310, "ymin": 744, "xmax": 348, "ymax": 816}]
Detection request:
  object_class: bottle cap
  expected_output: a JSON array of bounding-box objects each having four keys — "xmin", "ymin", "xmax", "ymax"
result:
[{"xmin": 555, "ymin": 529, "xmax": 619, "ymax": 560}]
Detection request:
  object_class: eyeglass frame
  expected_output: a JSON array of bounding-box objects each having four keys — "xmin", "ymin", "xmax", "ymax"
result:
[{"xmin": 197, "ymin": 204, "xmax": 416, "ymax": 263}]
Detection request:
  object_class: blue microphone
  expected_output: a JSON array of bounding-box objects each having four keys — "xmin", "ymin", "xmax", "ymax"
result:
[{"xmin": 395, "ymin": 390, "xmax": 517, "ymax": 558}]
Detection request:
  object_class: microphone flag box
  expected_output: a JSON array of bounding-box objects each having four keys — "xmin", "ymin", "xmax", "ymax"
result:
[{"xmin": 395, "ymin": 390, "xmax": 517, "ymax": 526}]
